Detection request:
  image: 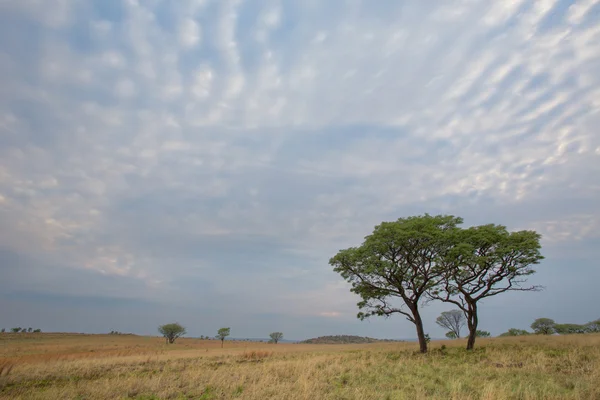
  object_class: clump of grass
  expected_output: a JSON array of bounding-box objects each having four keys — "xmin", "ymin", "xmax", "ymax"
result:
[
  {"xmin": 238, "ymin": 350, "xmax": 272, "ymax": 361},
  {"xmin": 0, "ymin": 360, "xmax": 14, "ymax": 377}
]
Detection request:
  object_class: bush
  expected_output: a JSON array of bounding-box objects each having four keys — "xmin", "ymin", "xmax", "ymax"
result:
[{"xmin": 499, "ymin": 328, "xmax": 530, "ymax": 337}]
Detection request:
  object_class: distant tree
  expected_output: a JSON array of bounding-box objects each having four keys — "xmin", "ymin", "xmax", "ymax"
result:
[
  {"xmin": 11, "ymin": 327, "xmax": 21, "ymax": 333},
  {"xmin": 476, "ymin": 330, "xmax": 491, "ymax": 337},
  {"xmin": 445, "ymin": 331, "xmax": 458, "ymax": 339},
  {"xmin": 330, "ymin": 214, "xmax": 463, "ymax": 354},
  {"xmin": 158, "ymin": 323, "xmax": 186, "ymax": 344},
  {"xmin": 1, "ymin": 329, "xmax": 5, "ymax": 333},
  {"xmin": 269, "ymin": 332, "xmax": 284, "ymax": 344},
  {"xmin": 216, "ymin": 327, "xmax": 230, "ymax": 348},
  {"xmin": 554, "ymin": 323, "xmax": 587, "ymax": 334},
  {"xmin": 33, "ymin": 329, "xmax": 41, "ymax": 333},
  {"xmin": 531, "ymin": 318, "xmax": 556, "ymax": 335},
  {"xmin": 27, "ymin": 327, "xmax": 32, "ymax": 333},
  {"xmin": 499, "ymin": 328, "xmax": 530, "ymax": 337},
  {"xmin": 432, "ymin": 224, "xmax": 543, "ymax": 350},
  {"xmin": 436, "ymin": 310, "xmax": 465, "ymax": 338},
  {"xmin": 585, "ymin": 319, "xmax": 600, "ymax": 333}
]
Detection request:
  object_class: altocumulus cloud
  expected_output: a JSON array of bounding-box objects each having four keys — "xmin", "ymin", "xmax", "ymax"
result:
[{"xmin": 0, "ymin": 0, "xmax": 599, "ymax": 339}]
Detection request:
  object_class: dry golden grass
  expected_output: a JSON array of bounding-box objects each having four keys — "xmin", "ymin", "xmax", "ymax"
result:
[{"xmin": 1, "ymin": 333, "xmax": 600, "ymax": 399}]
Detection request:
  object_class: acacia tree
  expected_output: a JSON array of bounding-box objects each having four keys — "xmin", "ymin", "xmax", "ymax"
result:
[
  {"xmin": 330, "ymin": 214, "xmax": 462, "ymax": 353},
  {"xmin": 531, "ymin": 318, "xmax": 556, "ymax": 335},
  {"xmin": 436, "ymin": 310, "xmax": 465, "ymax": 338},
  {"xmin": 269, "ymin": 332, "xmax": 283, "ymax": 344},
  {"xmin": 554, "ymin": 323, "xmax": 587, "ymax": 334},
  {"xmin": 476, "ymin": 330, "xmax": 491, "ymax": 337},
  {"xmin": 433, "ymin": 224, "xmax": 544, "ymax": 350},
  {"xmin": 158, "ymin": 323, "xmax": 186, "ymax": 344},
  {"xmin": 216, "ymin": 327, "xmax": 230, "ymax": 348}
]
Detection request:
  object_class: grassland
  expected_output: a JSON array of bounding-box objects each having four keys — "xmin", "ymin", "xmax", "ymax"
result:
[{"xmin": 1, "ymin": 333, "xmax": 599, "ymax": 399}]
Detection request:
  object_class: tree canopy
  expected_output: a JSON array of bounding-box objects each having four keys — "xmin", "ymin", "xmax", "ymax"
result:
[
  {"xmin": 269, "ymin": 332, "xmax": 284, "ymax": 344},
  {"xmin": 158, "ymin": 323, "xmax": 186, "ymax": 344},
  {"xmin": 531, "ymin": 318, "xmax": 556, "ymax": 335},
  {"xmin": 436, "ymin": 310, "xmax": 465, "ymax": 338},
  {"xmin": 554, "ymin": 323, "xmax": 588, "ymax": 334},
  {"xmin": 330, "ymin": 214, "xmax": 463, "ymax": 353},
  {"xmin": 331, "ymin": 214, "xmax": 543, "ymax": 352},
  {"xmin": 432, "ymin": 224, "xmax": 543, "ymax": 349},
  {"xmin": 216, "ymin": 327, "xmax": 230, "ymax": 348},
  {"xmin": 499, "ymin": 328, "xmax": 530, "ymax": 337}
]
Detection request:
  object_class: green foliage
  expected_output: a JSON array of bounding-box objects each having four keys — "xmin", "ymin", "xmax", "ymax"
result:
[
  {"xmin": 476, "ymin": 330, "xmax": 491, "ymax": 338},
  {"xmin": 499, "ymin": 328, "xmax": 530, "ymax": 337},
  {"xmin": 11, "ymin": 327, "xmax": 21, "ymax": 333},
  {"xmin": 216, "ymin": 328, "xmax": 230, "ymax": 348},
  {"xmin": 554, "ymin": 323, "xmax": 588, "ymax": 334},
  {"xmin": 233, "ymin": 385, "xmax": 244, "ymax": 396},
  {"xmin": 158, "ymin": 323, "xmax": 186, "ymax": 344},
  {"xmin": 585, "ymin": 319, "xmax": 600, "ymax": 333},
  {"xmin": 33, "ymin": 329, "xmax": 41, "ymax": 333},
  {"xmin": 436, "ymin": 310, "xmax": 465, "ymax": 338},
  {"xmin": 269, "ymin": 332, "xmax": 283, "ymax": 344},
  {"xmin": 330, "ymin": 214, "xmax": 544, "ymax": 353},
  {"xmin": 300, "ymin": 335, "xmax": 389, "ymax": 344},
  {"xmin": 433, "ymin": 224, "xmax": 543, "ymax": 350},
  {"xmin": 445, "ymin": 331, "xmax": 458, "ymax": 339},
  {"xmin": 330, "ymin": 214, "xmax": 463, "ymax": 353},
  {"xmin": 199, "ymin": 385, "xmax": 215, "ymax": 400},
  {"xmin": 531, "ymin": 318, "xmax": 556, "ymax": 335},
  {"xmin": 1, "ymin": 329, "xmax": 5, "ymax": 333}
]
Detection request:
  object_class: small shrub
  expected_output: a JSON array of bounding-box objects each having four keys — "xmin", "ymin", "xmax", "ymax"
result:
[
  {"xmin": 199, "ymin": 386, "xmax": 215, "ymax": 400},
  {"xmin": 233, "ymin": 385, "xmax": 244, "ymax": 396}
]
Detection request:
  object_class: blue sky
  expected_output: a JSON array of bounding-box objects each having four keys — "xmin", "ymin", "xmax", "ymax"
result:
[{"xmin": 0, "ymin": 0, "xmax": 599, "ymax": 340}]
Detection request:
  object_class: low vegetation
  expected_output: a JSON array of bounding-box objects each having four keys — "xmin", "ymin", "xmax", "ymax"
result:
[
  {"xmin": 300, "ymin": 335, "xmax": 393, "ymax": 344},
  {"xmin": 1, "ymin": 333, "xmax": 600, "ymax": 399}
]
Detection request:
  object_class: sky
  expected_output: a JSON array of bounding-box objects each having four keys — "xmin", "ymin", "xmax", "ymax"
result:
[{"xmin": 0, "ymin": 0, "xmax": 599, "ymax": 341}]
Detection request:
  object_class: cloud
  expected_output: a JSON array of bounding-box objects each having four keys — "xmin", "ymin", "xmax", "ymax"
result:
[{"xmin": 0, "ymin": 0, "xmax": 599, "ymax": 338}]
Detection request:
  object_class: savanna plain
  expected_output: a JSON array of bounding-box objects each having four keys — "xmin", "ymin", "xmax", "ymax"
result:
[{"xmin": 1, "ymin": 333, "xmax": 599, "ymax": 400}]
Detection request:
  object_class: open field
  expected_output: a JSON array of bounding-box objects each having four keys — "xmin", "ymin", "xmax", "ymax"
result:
[{"xmin": 1, "ymin": 333, "xmax": 600, "ymax": 399}]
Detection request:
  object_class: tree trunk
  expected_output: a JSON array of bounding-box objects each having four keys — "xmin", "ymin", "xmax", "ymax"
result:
[
  {"xmin": 466, "ymin": 302, "xmax": 478, "ymax": 351},
  {"xmin": 413, "ymin": 308, "xmax": 428, "ymax": 353},
  {"xmin": 221, "ymin": 339, "xmax": 224, "ymax": 348}
]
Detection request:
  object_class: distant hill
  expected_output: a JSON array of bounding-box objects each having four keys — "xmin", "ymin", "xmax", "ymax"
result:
[{"xmin": 300, "ymin": 335, "xmax": 402, "ymax": 344}]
